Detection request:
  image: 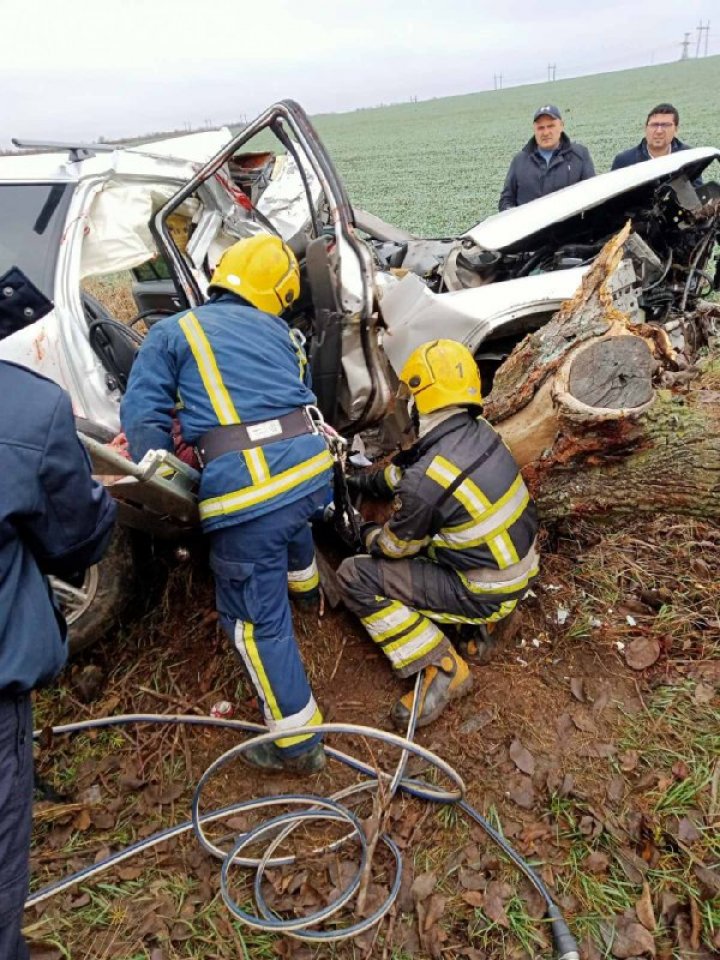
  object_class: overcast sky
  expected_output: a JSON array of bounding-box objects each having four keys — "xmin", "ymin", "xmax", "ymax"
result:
[{"xmin": 1, "ymin": 0, "xmax": 716, "ymax": 147}]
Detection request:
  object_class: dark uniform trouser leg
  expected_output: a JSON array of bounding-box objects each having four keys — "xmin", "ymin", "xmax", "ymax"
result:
[
  {"xmin": 209, "ymin": 488, "xmax": 328, "ymax": 757},
  {"xmin": 337, "ymin": 555, "xmax": 527, "ymax": 678},
  {"xmin": 0, "ymin": 694, "xmax": 32, "ymax": 960}
]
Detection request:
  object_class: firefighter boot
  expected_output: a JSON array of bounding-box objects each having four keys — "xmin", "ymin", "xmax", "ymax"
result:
[
  {"xmin": 391, "ymin": 649, "xmax": 474, "ymax": 730},
  {"xmin": 241, "ymin": 741, "xmax": 326, "ymax": 774},
  {"xmin": 457, "ymin": 608, "xmax": 521, "ymax": 665}
]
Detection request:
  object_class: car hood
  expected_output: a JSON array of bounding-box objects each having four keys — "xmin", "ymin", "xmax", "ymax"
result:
[{"xmin": 464, "ymin": 147, "xmax": 720, "ymax": 253}]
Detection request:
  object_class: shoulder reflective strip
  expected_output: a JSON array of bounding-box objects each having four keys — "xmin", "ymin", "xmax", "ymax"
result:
[
  {"xmin": 199, "ymin": 449, "xmax": 333, "ymax": 520},
  {"xmin": 179, "ymin": 313, "xmax": 240, "ymax": 426},
  {"xmin": 377, "ymin": 525, "xmax": 430, "ymax": 558},
  {"xmin": 384, "ymin": 464, "xmax": 403, "ymax": 490},
  {"xmin": 287, "ymin": 557, "xmax": 320, "ymax": 593},
  {"xmin": 179, "ymin": 313, "xmax": 270, "ymax": 482},
  {"xmin": 456, "ymin": 563, "xmax": 539, "ymax": 596},
  {"xmin": 419, "ymin": 597, "xmax": 518, "ymax": 625}
]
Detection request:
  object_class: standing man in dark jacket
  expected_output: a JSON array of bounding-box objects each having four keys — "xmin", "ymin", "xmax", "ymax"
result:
[
  {"xmin": 121, "ymin": 234, "xmax": 333, "ymax": 775},
  {"xmin": 0, "ymin": 360, "xmax": 116, "ymax": 959},
  {"xmin": 498, "ymin": 105, "xmax": 595, "ymax": 210},
  {"xmin": 611, "ymin": 103, "xmax": 693, "ymax": 170},
  {"xmin": 338, "ymin": 340, "xmax": 539, "ymax": 730}
]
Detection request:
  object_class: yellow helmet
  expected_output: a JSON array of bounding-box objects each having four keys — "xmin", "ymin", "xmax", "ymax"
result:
[
  {"xmin": 209, "ymin": 234, "xmax": 300, "ymax": 316},
  {"xmin": 399, "ymin": 339, "xmax": 482, "ymax": 414}
]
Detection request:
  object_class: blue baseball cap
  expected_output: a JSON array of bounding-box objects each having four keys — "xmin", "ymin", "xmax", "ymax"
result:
[{"xmin": 533, "ymin": 104, "xmax": 562, "ymax": 121}]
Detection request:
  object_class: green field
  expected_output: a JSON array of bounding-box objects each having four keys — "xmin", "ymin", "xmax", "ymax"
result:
[{"xmin": 308, "ymin": 56, "xmax": 720, "ymax": 236}]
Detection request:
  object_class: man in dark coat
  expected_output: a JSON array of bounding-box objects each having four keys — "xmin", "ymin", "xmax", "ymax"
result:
[
  {"xmin": 498, "ymin": 105, "xmax": 595, "ymax": 211},
  {"xmin": 611, "ymin": 103, "xmax": 692, "ymax": 170},
  {"xmin": 0, "ymin": 360, "xmax": 116, "ymax": 958}
]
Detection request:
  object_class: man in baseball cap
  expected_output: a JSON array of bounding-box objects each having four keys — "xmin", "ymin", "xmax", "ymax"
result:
[{"xmin": 498, "ymin": 104, "xmax": 595, "ymax": 210}]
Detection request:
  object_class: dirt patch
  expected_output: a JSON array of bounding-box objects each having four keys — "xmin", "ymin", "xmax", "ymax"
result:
[{"xmin": 28, "ymin": 516, "xmax": 720, "ymax": 959}]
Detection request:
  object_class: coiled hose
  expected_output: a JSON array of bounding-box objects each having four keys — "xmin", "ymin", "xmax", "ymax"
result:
[{"xmin": 29, "ymin": 678, "xmax": 578, "ymax": 958}]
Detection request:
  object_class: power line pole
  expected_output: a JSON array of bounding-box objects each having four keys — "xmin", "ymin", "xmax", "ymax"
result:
[
  {"xmin": 696, "ymin": 21, "xmax": 703, "ymax": 57},
  {"xmin": 704, "ymin": 21, "xmax": 710, "ymax": 56},
  {"xmin": 680, "ymin": 32, "xmax": 691, "ymax": 60}
]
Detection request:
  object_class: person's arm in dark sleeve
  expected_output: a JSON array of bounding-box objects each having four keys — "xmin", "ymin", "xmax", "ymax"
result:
[
  {"xmin": 580, "ymin": 148, "xmax": 595, "ymax": 180},
  {"xmin": 22, "ymin": 391, "xmax": 117, "ymax": 580},
  {"xmin": 498, "ymin": 158, "xmax": 518, "ymax": 211},
  {"xmin": 348, "ymin": 463, "xmax": 404, "ymax": 500},
  {"xmin": 363, "ymin": 474, "xmax": 435, "ymax": 559},
  {"xmin": 120, "ymin": 324, "xmax": 178, "ymax": 461}
]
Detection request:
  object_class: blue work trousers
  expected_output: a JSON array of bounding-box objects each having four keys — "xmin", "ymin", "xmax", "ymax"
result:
[
  {"xmin": 209, "ymin": 488, "xmax": 327, "ymax": 756},
  {"xmin": 0, "ymin": 693, "xmax": 32, "ymax": 960}
]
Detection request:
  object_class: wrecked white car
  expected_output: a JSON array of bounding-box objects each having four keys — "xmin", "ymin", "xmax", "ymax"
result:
[{"xmin": 1, "ymin": 100, "xmax": 718, "ymax": 647}]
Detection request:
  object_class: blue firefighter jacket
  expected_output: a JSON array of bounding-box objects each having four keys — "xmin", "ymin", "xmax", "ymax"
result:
[
  {"xmin": 0, "ymin": 361, "xmax": 117, "ymax": 694},
  {"xmin": 120, "ymin": 293, "xmax": 333, "ymax": 532}
]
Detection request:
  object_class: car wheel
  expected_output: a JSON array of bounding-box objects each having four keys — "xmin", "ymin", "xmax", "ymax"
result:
[{"xmin": 50, "ymin": 527, "xmax": 136, "ymax": 656}]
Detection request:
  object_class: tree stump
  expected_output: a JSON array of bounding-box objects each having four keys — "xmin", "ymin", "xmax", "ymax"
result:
[{"xmin": 484, "ymin": 223, "xmax": 720, "ymax": 521}]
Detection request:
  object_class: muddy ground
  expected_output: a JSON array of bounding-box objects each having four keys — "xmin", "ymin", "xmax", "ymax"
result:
[{"xmin": 26, "ymin": 515, "xmax": 720, "ymax": 960}]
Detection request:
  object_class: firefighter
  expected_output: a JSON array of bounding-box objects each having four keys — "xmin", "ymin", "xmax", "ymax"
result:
[
  {"xmin": 337, "ymin": 339, "xmax": 539, "ymax": 729},
  {"xmin": 121, "ymin": 235, "xmax": 333, "ymax": 774}
]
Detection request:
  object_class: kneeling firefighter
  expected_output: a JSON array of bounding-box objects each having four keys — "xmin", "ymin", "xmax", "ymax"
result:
[
  {"xmin": 121, "ymin": 235, "xmax": 333, "ymax": 773},
  {"xmin": 338, "ymin": 339, "xmax": 539, "ymax": 728}
]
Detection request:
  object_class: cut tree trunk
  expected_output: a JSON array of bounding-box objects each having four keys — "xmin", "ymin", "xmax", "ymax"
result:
[{"xmin": 484, "ymin": 223, "xmax": 720, "ymax": 521}]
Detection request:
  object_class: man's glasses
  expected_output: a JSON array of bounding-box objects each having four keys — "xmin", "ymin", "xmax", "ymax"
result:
[{"xmin": 647, "ymin": 122, "xmax": 675, "ymax": 130}]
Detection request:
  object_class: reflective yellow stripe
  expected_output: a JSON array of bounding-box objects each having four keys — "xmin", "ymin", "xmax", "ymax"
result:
[
  {"xmin": 420, "ymin": 598, "xmax": 518, "ymax": 625},
  {"xmin": 361, "ymin": 600, "xmax": 418, "ymax": 642},
  {"xmin": 179, "ymin": 312, "xmax": 270, "ymax": 484},
  {"xmin": 382, "ymin": 617, "xmax": 441, "ymax": 656},
  {"xmin": 275, "ymin": 706, "xmax": 323, "ymax": 749},
  {"xmin": 289, "ymin": 330, "xmax": 308, "ymax": 383},
  {"xmin": 287, "ymin": 558, "xmax": 320, "ymax": 594},
  {"xmin": 456, "ymin": 563, "xmax": 539, "ymax": 596},
  {"xmin": 199, "ymin": 450, "xmax": 333, "ymax": 520},
  {"xmin": 243, "ymin": 622, "xmax": 282, "ymax": 722},
  {"xmin": 179, "ymin": 313, "xmax": 239, "ymax": 425},
  {"xmin": 376, "ymin": 524, "xmax": 430, "ymax": 559},
  {"xmin": 383, "ymin": 464, "xmax": 403, "ymax": 490}
]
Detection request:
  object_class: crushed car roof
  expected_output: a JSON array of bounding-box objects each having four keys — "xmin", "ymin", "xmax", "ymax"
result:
[
  {"xmin": 0, "ymin": 128, "xmax": 233, "ymax": 183},
  {"xmin": 465, "ymin": 147, "xmax": 720, "ymax": 252}
]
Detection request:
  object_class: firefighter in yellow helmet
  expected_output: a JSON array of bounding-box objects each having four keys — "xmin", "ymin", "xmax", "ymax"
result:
[
  {"xmin": 337, "ymin": 339, "xmax": 539, "ymax": 728},
  {"xmin": 122, "ymin": 235, "xmax": 333, "ymax": 773}
]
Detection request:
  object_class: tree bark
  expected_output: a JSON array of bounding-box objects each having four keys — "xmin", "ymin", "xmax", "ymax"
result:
[{"xmin": 483, "ymin": 223, "xmax": 720, "ymax": 521}]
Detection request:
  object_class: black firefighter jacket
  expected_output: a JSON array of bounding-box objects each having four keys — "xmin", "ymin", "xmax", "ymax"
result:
[
  {"xmin": 498, "ymin": 133, "xmax": 595, "ymax": 211},
  {"xmin": 364, "ymin": 412, "xmax": 539, "ymax": 593}
]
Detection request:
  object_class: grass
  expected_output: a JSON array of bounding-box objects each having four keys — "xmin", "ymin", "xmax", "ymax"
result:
[{"xmin": 308, "ymin": 56, "xmax": 720, "ymax": 234}]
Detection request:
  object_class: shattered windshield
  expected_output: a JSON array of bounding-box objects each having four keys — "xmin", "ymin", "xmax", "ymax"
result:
[{"xmin": 0, "ymin": 183, "xmax": 74, "ymax": 299}]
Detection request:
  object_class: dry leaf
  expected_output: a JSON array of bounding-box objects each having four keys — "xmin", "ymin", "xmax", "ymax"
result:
[
  {"xmin": 482, "ymin": 881, "xmax": 510, "ymax": 928},
  {"xmin": 570, "ymin": 677, "xmax": 585, "ymax": 702},
  {"xmin": 635, "ymin": 881, "xmax": 656, "ymax": 931},
  {"xmin": 509, "ymin": 738, "xmax": 536, "ymax": 776},
  {"xmin": 610, "ymin": 917, "xmax": 655, "ymax": 957},
  {"xmin": 72, "ymin": 808, "xmax": 92, "ymax": 831},
  {"xmin": 585, "ymin": 851, "xmax": 610, "ymax": 875},
  {"xmin": 625, "ymin": 637, "xmax": 660, "ymax": 670},
  {"xmin": 459, "ymin": 868, "xmax": 486, "ymax": 892},
  {"xmin": 423, "ymin": 893, "xmax": 446, "ymax": 931},
  {"xmin": 411, "ymin": 871, "xmax": 436, "ymax": 902},
  {"xmin": 462, "ymin": 891, "xmax": 485, "ymax": 908},
  {"xmin": 620, "ymin": 749, "xmax": 640, "ymax": 772},
  {"xmin": 693, "ymin": 682, "xmax": 715, "ymax": 704},
  {"xmin": 506, "ymin": 774, "xmax": 535, "ymax": 809},
  {"xmin": 570, "ymin": 709, "xmax": 598, "ymax": 734}
]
